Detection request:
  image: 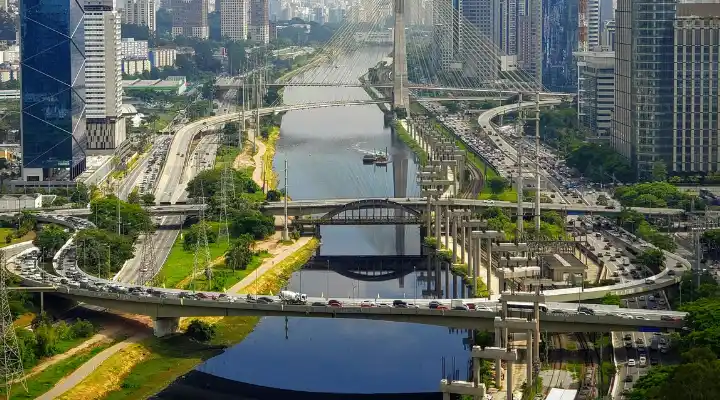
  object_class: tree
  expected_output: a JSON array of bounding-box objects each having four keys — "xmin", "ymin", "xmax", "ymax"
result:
[
  {"xmin": 76, "ymin": 229, "xmax": 135, "ymax": 277},
  {"xmin": 183, "ymin": 222, "xmax": 218, "ymax": 251},
  {"xmin": 266, "ymin": 189, "xmax": 282, "ymax": 202},
  {"xmin": 127, "ymin": 188, "xmax": 141, "ymax": 204},
  {"xmin": 229, "ymin": 210, "xmax": 274, "ymax": 240},
  {"xmin": 34, "ymin": 224, "xmax": 71, "ymax": 260},
  {"xmin": 70, "ymin": 183, "xmax": 91, "ymax": 205},
  {"xmin": 651, "ymin": 161, "xmax": 668, "ymax": 182},
  {"xmin": 601, "ymin": 293, "xmax": 622, "ymax": 306},
  {"xmin": 185, "ymin": 319, "xmax": 216, "ymax": 342},
  {"xmin": 637, "ymin": 248, "xmax": 665, "ymax": 271},
  {"xmin": 225, "ymin": 234, "xmax": 254, "ymax": 270},
  {"xmin": 89, "ymin": 196, "xmax": 153, "ymax": 238},
  {"xmin": 141, "ymin": 192, "xmax": 156, "ymax": 206},
  {"xmin": 488, "ymin": 176, "xmax": 509, "ymax": 195}
]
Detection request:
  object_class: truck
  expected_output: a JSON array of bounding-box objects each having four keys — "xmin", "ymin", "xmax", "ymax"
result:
[{"xmin": 279, "ymin": 290, "xmax": 308, "ymax": 305}]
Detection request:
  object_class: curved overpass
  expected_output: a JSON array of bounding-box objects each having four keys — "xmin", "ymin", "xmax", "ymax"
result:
[
  {"xmin": 155, "ymin": 99, "xmax": 385, "ymax": 203},
  {"xmin": 477, "ymin": 99, "xmax": 563, "ymax": 132}
]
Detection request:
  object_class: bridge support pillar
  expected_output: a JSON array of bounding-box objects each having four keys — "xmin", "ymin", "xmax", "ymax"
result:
[
  {"xmin": 451, "ymin": 214, "xmax": 458, "ymax": 263},
  {"xmin": 392, "ymin": 0, "xmax": 409, "ymax": 112},
  {"xmin": 434, "ymin": 203, "xmax": 441, "ymax": 242},
  {"xmin": 444, "ymin": 205, "xmax": 450, "ymax": 248},
  {"xmin": 153, "ymin": 317, "xmax": 180, "ymax": 337}
]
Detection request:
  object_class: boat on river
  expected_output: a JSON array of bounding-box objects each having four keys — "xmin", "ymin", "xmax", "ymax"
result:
[
  {"xmin": 362, "ymin": 154, "xmax": 378, "ymax": 164},
  {"xmin": 374, "ymin": 153, "xmax": 389, "ymax": 166}
]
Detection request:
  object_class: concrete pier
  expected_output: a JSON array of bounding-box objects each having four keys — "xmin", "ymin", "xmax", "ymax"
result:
[{"xmin": 153, "ymin": 316, "xmax": 180, "ymax": 337}]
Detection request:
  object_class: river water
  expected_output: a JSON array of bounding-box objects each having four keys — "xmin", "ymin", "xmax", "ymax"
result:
[{"xmin": 187, "ymin": 50, "xmax": 473, "ymax": 398}]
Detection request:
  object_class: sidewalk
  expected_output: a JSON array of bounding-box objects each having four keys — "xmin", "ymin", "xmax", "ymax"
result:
[
  {"xmin": 227, "ymin": 236, "xmax": 311, "ymax": 294},
  {"xmin": 37, "ymin": 333, "xmax": 149, "ymax": 400}
]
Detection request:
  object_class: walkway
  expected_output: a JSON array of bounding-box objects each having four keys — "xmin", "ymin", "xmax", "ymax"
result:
[
  {"xmin": 233, "ymin": 127, "xmax": 268, "ymax": 189},
  {"xmin": 36, "ymin": 333, "xmax": 149, "ymax": 400},
  {"xmin": 227, "ymin": 236, "xmax": 311, "ymax": 294}
]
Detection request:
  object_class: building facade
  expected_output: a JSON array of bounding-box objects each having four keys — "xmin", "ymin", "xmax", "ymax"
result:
[
  {"xmin": 172, "ymin": 0, "xmax": 209, "ymax": 39},
  {"xmin": 121, "ymin": 38, "xmax": 148, "ymax": 58},
  {"xmin": 249, "ymin": 0, "xmax": 269, "ymax": 43},
  {"xmin": 542, "ymin": 0, "xmax": 579, "ymax": 92},
  {"xmin": 149, "ymin": 48, "xmax": 177, "ymax": 68},
  {"xmin": 123, "ymin": 0, "xmax": 156, "ymax": 31},
  {"xmin": 85, "ymin": 0, "xmax": 126, "ymax": 153},
  {"xmin": 612, "ymin": 0, "xmax": 676, "ymax": 177},
  {"xmin": 21, "ymin": 0, "xmax": 87, "ymax": 181},
  {"xmin": 672, "ymin": 1, "xmax": 720, "ymax": 172},
  {"xmin": 220, "ymin": 0, "xmax": 248, "ymax": 41},
  {"xmin": 576, "ymin": 50, "xmax": 614, "ymax": 138}
]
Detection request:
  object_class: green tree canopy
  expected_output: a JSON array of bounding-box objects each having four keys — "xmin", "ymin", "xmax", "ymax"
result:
[
  {"xmin": 225, "ymin": 234, "xmax": 254, "ymax": 270},
  {"xmin": 185, "ymin": 319, "xmax": 216, "ymax": 342},
  {"xmin": 89, "ymin": 196, "xmax": 153, "ymax": 238},
  {"xmin": 76, "ymin": 229, "xmax": 135, "ymax": 277},
  {"xmin": 34, "ymin": 224, "xmax": 70, "ymax": 260},
  {"xmin": 488, "ymin": 176, "xmax": 509, "ymax": 195}
]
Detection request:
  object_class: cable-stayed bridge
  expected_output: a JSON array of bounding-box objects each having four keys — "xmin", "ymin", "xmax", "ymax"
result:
[{"xmin": 219, "ymin": 0, "xmax": 566, "ymax": 109}]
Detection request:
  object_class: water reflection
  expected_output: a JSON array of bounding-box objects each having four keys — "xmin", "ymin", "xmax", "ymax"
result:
[{"xmin": 198, "ymin": 263, "xmax": 473, "ymax": 394}]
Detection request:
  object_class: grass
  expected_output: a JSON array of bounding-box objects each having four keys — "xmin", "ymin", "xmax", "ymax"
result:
[
  {"xmin": 0, "ymin": 228, "xmax": 36, "ymax": 248},
  {"xmin": 153, "ymin": 225, "xmax": 231, "ymax": 289},
  {"xmin": 214, "ymin": 145, "xmax": 242, "ymax": 170},
  {"xmin": 394, "ymin": 121, "xmax": 428, "ymax": 166},
  {"xmin": 261, "ymin": 127, "xmax": 280, "ymax": 190},
  {"xmin": 4, "ymin": 339, "xmax": 117, "ymax": 400},
  {"xmin": 237, "ymin": 237, "xmax": 319, "ymax": 295},
  {"xmin": 478, "ymin": 190, "xmax": 519, "ymax": 202},
  {"xmin": 186, "ymin": 250, "xmax": 271, "ymax": 292},
  {"xmin": 70, "ymin": 238, "xmax": 319, "ymax": 400}
]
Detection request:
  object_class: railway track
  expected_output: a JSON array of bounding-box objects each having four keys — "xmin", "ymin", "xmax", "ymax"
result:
[
  {"xmin": 575, "ymin": 333, "xmax": 598, "ymax": 400},
  {"xmin": 459, "ymin": 162, "xmax": 484, "ymax": 199},
  {"xmin": 544, "ymin": 333, "xmax": 567, "ymax": 393}
]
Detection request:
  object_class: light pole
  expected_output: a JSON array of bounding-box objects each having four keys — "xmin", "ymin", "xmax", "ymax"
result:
[
  {"xmin": 413, "ymin": 265, "xmax": 417, "ymax": 304},
  {"xmin": 326, "ymin": 259, "xmax": 330, "ymax": 299}
]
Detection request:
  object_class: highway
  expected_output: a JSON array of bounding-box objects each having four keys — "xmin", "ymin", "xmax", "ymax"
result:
[{"xmin": 152, "ymin": 99, "xmax": 385, "ymax": 204}]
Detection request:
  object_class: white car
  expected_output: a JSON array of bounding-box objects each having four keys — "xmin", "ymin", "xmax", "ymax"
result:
[{"xmin": 628, "ymin": 359, "xmax": 636, "ymax": 367}]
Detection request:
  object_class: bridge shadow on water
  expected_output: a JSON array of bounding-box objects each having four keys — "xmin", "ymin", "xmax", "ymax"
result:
[{"xmin": 305, "ymin": 255, "xmax": 434, "ymax": 282}]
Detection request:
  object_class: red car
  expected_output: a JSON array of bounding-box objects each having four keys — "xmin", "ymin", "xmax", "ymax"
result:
[
  {"xmin": 328, "ymin": 299, "xmax": 343, "ymax": 307},
  {"xmin": 437, "ymin": 305, "xmax": 449, "ymax": 310}
]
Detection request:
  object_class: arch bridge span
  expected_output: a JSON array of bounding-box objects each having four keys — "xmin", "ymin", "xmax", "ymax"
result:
[{"xmin": 294, "ymin": 199, "xmax": 423, "ymax": 226}]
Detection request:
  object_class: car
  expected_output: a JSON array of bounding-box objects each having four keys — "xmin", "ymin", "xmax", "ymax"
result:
[
  {"xmin": 392, "ymin": 300, "xmax": 407, "ymax": 307},
  {"xmin": 639, "ymin": 356, "xmax": 647, "ymax": 367},
  {"xmin": 327, "ymin": 299, "xmax": 342, "ymax": 307},
  {"xmin": 360, "ymin": 300, "xmax": 375, "ymax": 308},
  {"xmin": 429, "ymin": 300, "xmax": 441, "ymax": 309},
  {"xmin": 257, "ymin": 296, "xmax": 274, "ymax": 303},
  {"xmin": 311, "ymin": 301, "xmax": 325, "ymax": 306},
  {"xmin": 628, "ymin": 359, "xmax": 636, "ymax": 367},
  {"xmin": 625, "ymin": 375, "xmax": 633, "ymax": 382}
]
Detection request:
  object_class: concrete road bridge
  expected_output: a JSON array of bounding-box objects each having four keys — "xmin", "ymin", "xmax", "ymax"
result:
[{"xmin": 44, "ymin": 198, "xmax": 685, "ymax": 219}]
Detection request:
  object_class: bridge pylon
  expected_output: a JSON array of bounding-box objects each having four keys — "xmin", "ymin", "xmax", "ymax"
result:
[{"xmin": 392, "ymin": 0, "xmax": 410, "ymax": 115}]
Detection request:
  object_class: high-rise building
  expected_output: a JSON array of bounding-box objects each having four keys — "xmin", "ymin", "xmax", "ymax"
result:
[
  {"xmin": 588, "ymin": 0, "xmax": 600, "ymax": 48},
  {"xmin": 542, "ymin": 0, "xmax": 579, "ymax": 92},
  {"xmin": 123, "ymin": 0, "xmax": 156, "ymax": 31},
  {"xmin": 85, "ymin": 0, "xmax": 126, "ymax": 153},
  {"xmin": 172, "ymin": 0, "xmax": 209, "ymax": 39},
  {"xmin": 21, "ymin": 0, "xmax": 87, "ymax": 181},
  {"xmin": 221, "ymin": 0, "xmax": 248, "ymax": 41},
  {"xmin": 603, "ymin": 19, "xmax": 615, "ymax": 50},
  {"xmin": 121, "ymin": 38, "xmax": 149, "ymax": 58},
  {"xmin": 249, "ymin": 0, "xmax": 269, "ymax": 43},
  {"xmin": 575, "ymin": 50, "xmax": 614, "ymax": 138},
  {"xmin": 612, "ymin": 0, "xmax": 676, "ymax": 177},
  {"xmin": 672, "ymin": 1, "xmax": 720, "ymax": 173}
]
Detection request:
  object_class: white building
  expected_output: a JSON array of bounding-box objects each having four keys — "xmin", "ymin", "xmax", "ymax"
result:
[
  {"xmin": 122, "ymin": 58, "xmax": 152, "ymax": 75},
  {"xmin": 149, "ymin": 48, "xmax": 177, "ymax": 68},
  {"xmin": 221, "ymin": 0, "xmax": 248, "ymax": 41},
  {"xmin": 85, "ymin": 0, "xmax": 126, "ymax": 153},
  {"xmin": 121, "ymin": 38, "xmax": 149, "ymax": 58},
  {"xmin": 123, "ymin": 0, "xmax": 156, "ymax": 32},
  {"xmin": 575, "ymin": 50, "xmax": 614, "ymax": 139}
]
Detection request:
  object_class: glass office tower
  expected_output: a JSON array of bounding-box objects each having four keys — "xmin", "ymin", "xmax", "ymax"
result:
[{"xmin": 20, "ymin": 0, "xmax": 87, "ymax": 181}]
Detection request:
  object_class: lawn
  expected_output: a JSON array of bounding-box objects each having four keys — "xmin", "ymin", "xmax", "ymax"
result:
[
  {"xmin": 0, "ymin": 227, "xmax": 36, "ymax": 248},
  {"xmin": 6, "ymin": 339, "xmax": 116, "ymax": 400},
  {"xmin": 478, "ymin": 190, "xmax": 518, "ymax": 202},
  {"xmin": 214, "ymin": 145, "xmax": 242, "ymax": 171},
  {"xmin": 153, "ymin": 229, "xmax": 230, "ymax": 289},
  {"xmin": 186, "ymin": 251, "xmax": 270, "ymax": 292}
]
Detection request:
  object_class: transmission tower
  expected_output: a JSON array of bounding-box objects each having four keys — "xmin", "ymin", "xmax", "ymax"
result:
[
  {"xmin": 0, "ymin": 252, "xmax": 26, "ymax": 395},
  {"xmin": 191, "ymin": 184, "xmax": 213, "ymax": 292},
  {"xmin": 219, "ymin": 165, "xmax": 236, "ymax": 244}
]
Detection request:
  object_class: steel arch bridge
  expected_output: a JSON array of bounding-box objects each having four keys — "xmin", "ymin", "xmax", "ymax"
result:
[{"xmin": 294, "ymin": 199, "xmax": 423, "ymax": 225}]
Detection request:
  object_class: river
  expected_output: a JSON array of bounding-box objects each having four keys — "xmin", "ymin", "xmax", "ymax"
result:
[{"xmin": 165, "ymin": 50, "xmax": 473, "ymax": 399}]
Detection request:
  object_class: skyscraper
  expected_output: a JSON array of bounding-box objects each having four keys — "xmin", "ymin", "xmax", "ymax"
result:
[
  {"xmin": 542, "ymin": 0, "xmax": 579, "ymax": 92},
  {"xmin": 612, "ymin": 0, "xmax": 676, "ymax": 177},
  {"xmin": 123, "ymin": 0, "xmax": 156, "ymax": 32},
  {"xmin": 85, "ymin": 0, "xmax": 125, "ymax": 153},
  {"xmin": 172, "ymin": 0, "xmax": 209, "ymax": 39},
  {"xmin": 221, "ymin": 0, "xmax": 248, "ymax": 41},
  {"xmin": 249, "ymin": 0, "xmax": 269, "ymax": 43},
  {"xmin": 672, "ymin": 1, "xmax": 720, "ymax": 172},
  {"xmin": 20, "ymin": 0, "xmax": 87, "ymax": 181}
]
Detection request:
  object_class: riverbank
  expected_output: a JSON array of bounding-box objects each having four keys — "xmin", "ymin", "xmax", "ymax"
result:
[
  {"xmin": 393, "ymin": 121, "xmax": 428, "ymax": 166},
  {"xmin": 55, "ymin": 237, "xmax": 319, "ymax": 400}
]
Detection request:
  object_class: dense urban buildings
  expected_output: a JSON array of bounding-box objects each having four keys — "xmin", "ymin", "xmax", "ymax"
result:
[
  {"xmin": 672, "ymin": 1, "xmax": 720, "ymax": 172},
  {"xmin": 172, "ymin": 0, "xmax": 210, "ymax": 39},
  {"xmin": 542, "ymin": 0, "xmax": 579, "ymax": 92},
  {"xmin": 85, "ymin": 0, "xmax": 126, "ymax": 153},
  {"xmin": 20, "ymin": 0, "xmax": 87, "ymax": 181},
  {"xmin": 121, "ymin": 38, "xmax": 149, "ymax": 58},
  {"xmin": 123, "ymin": 0, "xmax": 156, "ymax": 32}
]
